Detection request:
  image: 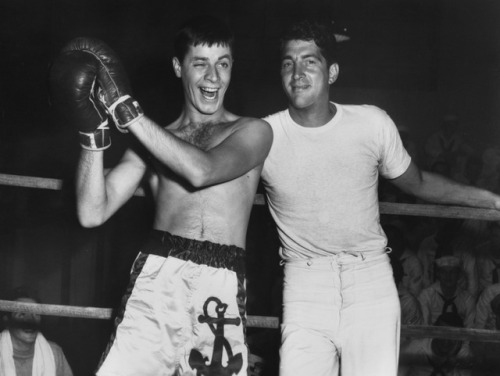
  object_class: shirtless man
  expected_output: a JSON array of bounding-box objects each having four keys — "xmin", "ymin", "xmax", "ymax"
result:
[{"xmin": 50, "ymin": 16, "xmax": 272, "ymax": 376}]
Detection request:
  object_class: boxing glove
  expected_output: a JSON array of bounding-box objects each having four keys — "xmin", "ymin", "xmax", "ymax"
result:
[
  {"xmin": 61, "ymin": 37, "xmax": 144, "ymax": 133},
  {"xmin": 50, "ymin": 49, "xmax": 111, "ymax": 150}
]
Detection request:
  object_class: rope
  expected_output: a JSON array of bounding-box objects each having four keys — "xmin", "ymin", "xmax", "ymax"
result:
[
  {"xmin": 1, "ymin": 173, "xmax": 500, "ymax": 220},
  {"xmin": 0, "ymin": 300, "xmax": 278, "ymax": 328},
  {"xmin": 2, "ymin": 300, "xmax": 500, "ymax": 342}
]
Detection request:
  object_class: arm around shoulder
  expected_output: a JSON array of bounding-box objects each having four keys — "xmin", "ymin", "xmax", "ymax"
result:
[
  {"xmin": 389, "ymin": 161, "xmax": 500, "ymax": 210},
  {"xmin": 195, "ymin": 117, "xmax": 273, "ymax": 187}
]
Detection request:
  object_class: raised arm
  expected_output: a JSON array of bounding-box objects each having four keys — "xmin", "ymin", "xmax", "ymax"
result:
[
  {"xmin": 127, "ymin": 117, "xmax": 272, "ymax": 187},
  {"xmin": 50, "ymin": 37, "xmax": 148, "ymax": 228},
  {"xmin": 75, "ymin": 148, "xmax": 147, "ymax": 227},
  {"xmin": 390, "ymin": 161, "xmax": 500, "ymax": 210},
  {"xmin": 70, "ymin": 37, "xmax": 273, "ymax": 187}
]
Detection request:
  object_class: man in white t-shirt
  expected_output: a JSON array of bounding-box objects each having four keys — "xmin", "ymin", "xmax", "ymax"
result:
[{"xmin": 260, "ymin": 19, "xmax": 500, "ymax": 376}]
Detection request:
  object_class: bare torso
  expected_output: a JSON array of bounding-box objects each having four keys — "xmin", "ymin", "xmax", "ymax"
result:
[{"xmin": 147, "ymin": 118, "xmax": 262, "ymax": 249}]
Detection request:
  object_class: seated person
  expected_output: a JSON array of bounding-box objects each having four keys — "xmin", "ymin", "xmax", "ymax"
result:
[
  {"xmin": 476, "ymin": 221, "xmax": 500, "ymax": 294},
  {"xmin": 399, "ymin": 312, "xmax": 473, "ymax": 376},
  {"xmin": 474, "ymin": 284, "xmax": 500, "ymax": 330},
  {"xmin": 418, "ymin": 256, "xmax": 475, "ymax": 328},
  {"xmin": 385, "ymin": 223, "xmax": 424, "ymax": 297},
  {"xmin": 0, "ymin": 288, "xmax": 73, "ymax": 376},
  {"xmin": 392, "ymin": 251, "xmax": 423, "ymax": 327},
  {"xmin": 471, "ymin": 292, "xmax": 500, "ymax": 375}
]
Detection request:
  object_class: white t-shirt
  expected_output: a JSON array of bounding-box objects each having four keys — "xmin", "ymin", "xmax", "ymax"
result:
[{"xmin": 261, "ymin": 103, "xmax": 411, "ymax": 259}]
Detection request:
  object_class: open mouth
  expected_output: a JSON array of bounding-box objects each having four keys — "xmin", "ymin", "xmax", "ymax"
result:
[{"xmin": 200, "ymin": 87, "xmax": 218, "ymax": 100}]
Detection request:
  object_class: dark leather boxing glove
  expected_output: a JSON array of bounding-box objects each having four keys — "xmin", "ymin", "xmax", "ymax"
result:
[
  {"xmin": 61, "ymin": 37, "xmax": 144, "ymax": 133},
  {"xmin": 50, "ymin": 49, "xmax": 111, "ymax": 150}
]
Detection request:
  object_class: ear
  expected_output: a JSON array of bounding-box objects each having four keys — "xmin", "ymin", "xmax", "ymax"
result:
[
  {"xmin": 172, "ymin": 57, "xmax": 182, "ymax": 78},
  {"xmin": 328, "ymin": 63, "xmax": 339, "ymax": 85}
]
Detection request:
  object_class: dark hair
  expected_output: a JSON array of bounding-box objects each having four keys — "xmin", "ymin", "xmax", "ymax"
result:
[
  {"xmin": 280, "ymin": 19, "xmax": 338, "ymax": 66},
  {"xmin": 174, "ymin": 15, "xmax": 234, "ymax": 62},
  {"xmin": 1, "ymin": 287, "xmax": 40, "ymax": 321},
  {"xmin": 5, "ymin": 286, "xmax": 40, "ymax": 303}
]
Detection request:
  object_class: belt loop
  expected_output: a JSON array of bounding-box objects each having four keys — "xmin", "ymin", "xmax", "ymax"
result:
[
  {"xmin": 385, "ymin": 247, "xmax": 392, "ymax": 254},
  {"xmin": 279, "ymin": 260, "xmax": 285, "ymax": 267}
]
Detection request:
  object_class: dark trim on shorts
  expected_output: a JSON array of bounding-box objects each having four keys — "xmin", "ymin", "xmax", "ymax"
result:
[{"xmin": 141, "ymin": 229, "xmax": 246, "ymax": 275}]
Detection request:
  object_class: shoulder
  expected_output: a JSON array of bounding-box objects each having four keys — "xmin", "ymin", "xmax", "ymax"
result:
[
  {"xmin": 340, "ymin": 104, "xmax": 395, "ymax": 127},
  {"xmin": 48, "ymin": 340, "xmax": 67, "ymax": 360},
  {"xmin": 481, "ymin": 283, "xmax": 500, "ymax": 299},
  {"xmin": 233, "ymin": 117, "xmax": 273, "ymax": 138},
  {"xmin": 419, "ymin": 284, "xmax": 438, "ymax": 298},
  {"xmin": 235, "ymin": 116, "xmax": 271, "ymax": 128}
]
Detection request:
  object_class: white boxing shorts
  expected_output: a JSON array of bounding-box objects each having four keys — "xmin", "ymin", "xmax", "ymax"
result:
[{"xmin": 96, "ymin": 230, "xmax": 248, "ymax": 376}]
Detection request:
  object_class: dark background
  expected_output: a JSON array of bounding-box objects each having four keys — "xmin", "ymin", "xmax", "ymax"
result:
[{"xmin": 1, "ymin": 0, "xmax": 500, "ymax": 374}]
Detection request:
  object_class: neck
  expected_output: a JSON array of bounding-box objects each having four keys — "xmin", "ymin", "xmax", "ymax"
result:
[
  {"xmin": 289, "ymin": 101, "xmax": 336, "ymax": 128},
  {"xmin": 180, "ymin": 105, "xmax": 231, "ymax": 127},
  {"xmin": 10, "ymin": 333, "xmax": 35, "ymax": 355},
  {"xmin": 440, "ymin": 284, "xmax": 456, "ymax": 298}
]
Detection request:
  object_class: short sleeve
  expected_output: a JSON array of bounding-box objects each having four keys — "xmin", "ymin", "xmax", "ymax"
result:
[{"xmin": 378, "ymin": 111, "xmax": 412, "ymax": 179}]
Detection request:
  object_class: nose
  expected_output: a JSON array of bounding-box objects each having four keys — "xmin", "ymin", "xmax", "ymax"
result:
[
  {"xmin": 293, "ymin": 63, "xmax": 305, "ymax": 80},
  {"xmin": 205, "ymin": 65, "xmax": 219, "ymax": 82}
]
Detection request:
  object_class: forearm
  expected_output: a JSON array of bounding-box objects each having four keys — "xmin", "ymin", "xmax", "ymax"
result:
[
  {"xmin": 76, "ymin": 150, "xmax": 108, "ymax": 227},
  {"xmin": 128, "ymin": 117, "xmax": 216, "ymax": 187},
  {"xmin": 418, "ymin": 171, "xmax": 500, "ymax": 209}
]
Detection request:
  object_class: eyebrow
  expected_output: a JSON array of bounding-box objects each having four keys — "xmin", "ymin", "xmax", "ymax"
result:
[
  {"xmin": 191, "ymin": 54, "xmax": 232, "ymax": 62},
  {"xmin": 281, "ymin": 53, "xmax": 321, "ymax": 61}
]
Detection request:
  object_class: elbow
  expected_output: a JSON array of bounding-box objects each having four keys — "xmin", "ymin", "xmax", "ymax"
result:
[
  {"xmin": 77, "ymin": 208, "xmax": 106, "ymax": 228},
  {"xmin": 188, "ymin": 175, "xmax": 211, "ymax": 189},
  {"xmin": 185, "ymin": 166, "xmax": 215, "ymax": 188}
]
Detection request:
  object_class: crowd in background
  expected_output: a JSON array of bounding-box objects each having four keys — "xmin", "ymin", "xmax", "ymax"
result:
[{"xmin": 381, "ymin": 115, "xmax": 500, "ymax": 376}]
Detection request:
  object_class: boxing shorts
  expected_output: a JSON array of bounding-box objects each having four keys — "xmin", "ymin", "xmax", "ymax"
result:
[{"xmin": 97, "ymin": 230, "xmax": 248, "ymax": 376}]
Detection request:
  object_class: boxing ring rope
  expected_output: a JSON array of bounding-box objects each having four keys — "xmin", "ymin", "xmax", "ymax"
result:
[
  {"xmin": 2, "ymin": 172, "xmax": 500, "ymax": 343},
  {"xmin": 2, "ymin": 173, "xmax": 500, "ymax": 219},
  {"xmin": 2, "ymin": 300, "xmax": 500, "ymax": 343}
]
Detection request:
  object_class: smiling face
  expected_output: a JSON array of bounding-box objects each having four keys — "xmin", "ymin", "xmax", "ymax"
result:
[
  {"xmin": 8, "ymin": 298, "xmax": 41, "ymax": 347},
  {"xmin": 280, "ymin": 39, "xmax": 338, "ymax": 113},
  {"xmin": 173, "ymin": 43, "xmax": 232, "ymax": 119}
]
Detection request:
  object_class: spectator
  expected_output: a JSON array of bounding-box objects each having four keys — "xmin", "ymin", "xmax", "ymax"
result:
[
  {"xmin": 476, "ymin": 147, "xmax": 500, "ymax": 193},
  {"xmin": 416, "ymin": 219, "xmax": 477, "ymax": 299},
  {"xmin": 418, "ymin": 256, "xmax": 475, "ymax": 328},
  {"xmin": 476, "ymin": 221, "xmax": 500, "ymax": 294},
  {"xmin": 474, "ymin": 285, "xmax": 500, "ymax": 330},
  {"xmin": 385, "ymin": 223, "xmax": 424, "ymax": 297},
  {"xmin": 417, "ymin": 220, "xmax": 460, "ymax": 289},
  {"xmin": 424, "ymin": 114, "xmax": 472, "ymax": 172},
  {"xmin": 0, "ymin": 288, "xmax": 73, "ymax": 376},
  {"xmin": 470, "ymin": 292, "xmax": 500, "ymax": 375},
  {"xmin": 399, "ymin": 312, "xmax": 473, "ymax": 376}
]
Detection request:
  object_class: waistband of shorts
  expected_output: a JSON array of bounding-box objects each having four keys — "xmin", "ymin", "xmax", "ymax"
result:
[
  {"xmin": 141, "ymin": 230, "xmax": 245, "ymax": 275},
  {"xmin": 282, "ymin": 248, "xmax": 389, "ymax": 266}
]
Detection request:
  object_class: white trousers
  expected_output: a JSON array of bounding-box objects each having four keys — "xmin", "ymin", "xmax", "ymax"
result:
[{"xmin": 280, "ymin": 251, "xmax": 400, "ymax": 376}]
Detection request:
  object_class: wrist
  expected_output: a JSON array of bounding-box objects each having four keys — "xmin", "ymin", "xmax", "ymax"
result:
[
  {"xmin": 105, "ymin": 95, "xmax": 144, "ymax": 133},
  {"xmin": 79, "ymin": 121, "xmax": 111, "ymax": 151}
]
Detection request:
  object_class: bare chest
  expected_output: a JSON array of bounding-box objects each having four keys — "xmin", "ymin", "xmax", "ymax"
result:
[{"xmin": 173, "ymin": 122, "xmax": 231, "ymax": 151}]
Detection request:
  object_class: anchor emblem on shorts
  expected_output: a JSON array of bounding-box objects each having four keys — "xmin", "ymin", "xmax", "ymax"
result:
[{"xmin": 188, "ymin": 296, "xmax": 243, "ymax": 376}]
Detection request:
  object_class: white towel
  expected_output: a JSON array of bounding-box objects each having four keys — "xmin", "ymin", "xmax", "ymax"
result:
[{"xmin": 0, "ymin": 329, "xmax": 56, "ymax": 376}]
